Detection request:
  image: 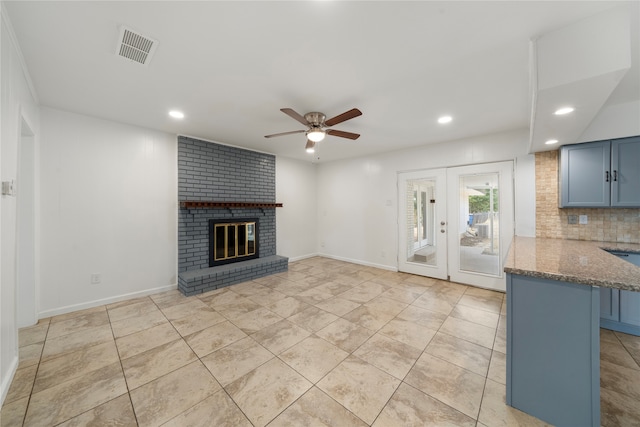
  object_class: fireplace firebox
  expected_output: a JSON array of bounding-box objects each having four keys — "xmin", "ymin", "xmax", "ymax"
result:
[{"xmin": 209, "ymin": 218, "xmax": 259, "ymax": 267}]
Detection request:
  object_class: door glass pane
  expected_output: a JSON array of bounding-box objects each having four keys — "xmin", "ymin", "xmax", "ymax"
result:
[
  {"xmin": 459, "ymin": 173, "xmax": 500, "ymax": 276},
  {"xmin": 406, "ymin": 179, "xmax": 436, "ymax": 266}
]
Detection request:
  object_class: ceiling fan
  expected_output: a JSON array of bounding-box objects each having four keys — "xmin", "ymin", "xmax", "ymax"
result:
[{"xmin": 265, "ymin": 108, "xmax": 362, "ymax": 153}]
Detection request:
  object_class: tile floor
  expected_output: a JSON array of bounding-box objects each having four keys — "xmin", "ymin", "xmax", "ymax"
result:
[{"xmin": 2, "ymin": 256, "xmax": 640, "ymax": 426}]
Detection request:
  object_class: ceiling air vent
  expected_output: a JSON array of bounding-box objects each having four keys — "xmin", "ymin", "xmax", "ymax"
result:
[{"xmin": 116, "ymin": 26, "xmax": 157, "ymax": 66}]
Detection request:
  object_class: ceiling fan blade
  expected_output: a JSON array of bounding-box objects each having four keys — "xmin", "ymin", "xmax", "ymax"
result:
[
  {"xmin": 264, "ymin": 130, "xmax": 306, "ymax": 138},
  {"xmin": 326, "ymin": 129, "xmax": 360, "ymax": 140},
  {"xmin": 280, "ymin": 108, "xmax": 310, "ymax": 126},
  {"xmin": 324, "ymin": 108, "xmax": 362, "ymax": 127}
]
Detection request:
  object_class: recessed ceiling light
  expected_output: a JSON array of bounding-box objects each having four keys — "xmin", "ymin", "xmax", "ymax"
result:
[
  {"xmin": 554, "ymin": 107, "xmax": 574, "ymax": 115},
  {"xmin": 438, "ymin": 115, "xmax": 452, "ymax": 124},
  {"xmin": 545, "ymin": 139, "xmax": 559, "ymax": 145},
  {"xmin": 169, "ymin": 110, "xmax": 184, "ymax": 119}
]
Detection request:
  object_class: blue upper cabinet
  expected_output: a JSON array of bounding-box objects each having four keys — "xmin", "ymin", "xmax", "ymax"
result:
[
  {"xmin": 611, "ymin": 136, "xmax": 640, "ymax": 207},
  {"xmin": 560, "ymin": 136, "xmax": 640, "ymax": 208}
]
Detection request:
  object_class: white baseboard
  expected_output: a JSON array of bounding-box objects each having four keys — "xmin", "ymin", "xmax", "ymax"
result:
[
  {"xmin": 1, "ymin": 355, "xmax": 19, "ymax": 406},
  {"xmin": 316, "ymin": 253, "xmax": 397, "ymax": 272},
  {"xmin": 286, "ymin": 253, "xmax": 320, "ymax": 263},
  {"xmin": 38, "ymin": 283, "xmax": 178, "ymax": 319}
]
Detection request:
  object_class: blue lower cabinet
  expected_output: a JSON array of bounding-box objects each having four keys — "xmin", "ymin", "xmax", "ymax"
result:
[{"xmin": 506, "ymin": 273, "xmax": 600, "ymax": 427}]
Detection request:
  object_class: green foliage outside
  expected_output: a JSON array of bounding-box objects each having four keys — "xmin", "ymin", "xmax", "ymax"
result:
[{"xmin": 469, "ymin": 189, "xmax": 499, "ymax": 213}]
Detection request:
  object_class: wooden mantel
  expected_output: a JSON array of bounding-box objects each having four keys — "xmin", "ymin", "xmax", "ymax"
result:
[{"xmin": 180, "ymin": 201, "xmax": 283, "ymax": 209}]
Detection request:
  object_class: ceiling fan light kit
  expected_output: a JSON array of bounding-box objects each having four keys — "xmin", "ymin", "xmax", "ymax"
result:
[{"xmin": 265, "ymin": 107, "xmax": 362, "ymax": 153}]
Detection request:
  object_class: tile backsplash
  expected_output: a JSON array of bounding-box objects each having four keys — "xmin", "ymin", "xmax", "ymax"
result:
[{"xmin": 535, "ymin": 150, "xmax": 640, "ymax": 243}]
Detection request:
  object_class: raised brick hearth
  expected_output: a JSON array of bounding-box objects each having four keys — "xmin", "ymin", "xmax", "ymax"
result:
[{"xmin": 177, "ymin": 136, "xmax": 287, "ymax": 295}]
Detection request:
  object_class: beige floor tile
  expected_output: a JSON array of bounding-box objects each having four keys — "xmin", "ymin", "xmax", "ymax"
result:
[
  {"xmin": 50, "ymin": 306, "xmax": 106, "ymax": 324},
  {"xmin": 4, "ymin": 365, "xmax": 37, "ymax": 404},
  {"xmin": 378, "ymin": 286, "xmax": 424, "ymax": 304},
  {"xmin": 396, "ymin": 305, "xmax": 448, "ymax": 330},
  {"xmin": 488, "ymin": 350, "xmax": 507, "ymax": 385},
  {"xmin": 18, "ymin": 341, "xmax": 44, "ymax": 368},
  {"xmin": 457, "ymin": 293, "xmax": 503, "ymax": 313},
  {"xmin": 163, "ymin": 390, "xmax": 252, "ymax": 427},
  {"xmin": 110, "ymin": 309, "xmax": 168, "ymax": 338},
  {"xmin": 226, "ymin": 358, "xmax": 312, "ymax": 427},
  {"xmin": 47, "ymin": 310, "xmax": 111, "ymax": 339},
  {"xmin": 280, "ymin": 335, "xmax": 349, "ymax": 383},
  {"xmin": 107, "ymin": 299, "xmax": 159, "ymax": 323},
  {"xmin": 316, "ymin": 318, "xmax": 375, "ymax": 353},
  {"xmin": 24, "ymin": 362, "xmax": 127, "ymax": 426},
  {"xmin": 494, "ymin": 315, "xmax": 507, "ymax": 353},
  {"xmin": 201, "ymin": 287, "xmax": 242, "ymax": 307},
  {"xmin": 230, "ymin": 280, "xmax": 270, "ymax": 297},
  {"xmin": 379, "ymin": 319, "xmax": 437, "ymax": 350},
  {"xmin": 288, "ymin": 306, "xmax": 339, "ymax": 332},
  {"xmin": 201, "ymin": 336, "xmax": 273, "ymax": 386},
  {"xmin": 342, "ymin": 305, "xmax": 394, "ymax": 332},
  {"xmin": 269, "ymin": 386, "xmax": 368, "ymax": 427},
  {"xmin": 312, "ymin": 281, "xmax": 354, "ymax": 296},
  {"xmin": 56, "ymin": 394, "xmax": 137, "ymax": 427},
  {"xmin": 216, "ymin": 298, "xmax": 263, "ymax": 321},
  {"xmin": 294, "ymin": 274, "xmax": 331, "ymax": 289},
  {"xmin": 106, "ymin": 296, "xmax": 151, "ymax": 311},
  {"xmin": 149, "ymin": 289, "xmax": 188, "ymax": 308},
  {"xmin": 449, "ymin": 304, "xmax": 499, "ymax": 328},
  {"xmin": 601, "ymin": 386, "xmax": 640, "ymax": 427},
  {"xmin": 412, "ymin": 292, "xmax": 457, "ymax": 315},
  {"xmin": 403, "ymin": 274, "xmax": 438, "ymax": 287},
  {"xmin": 405, "ymin": 353, "xmax": 485, "ymax": 419},
  {"xmin": 40, "ymin": 324, "xmax": 114, "ymax": 362},
  {"xmin": 601, "ymin": 328, "xmax": 620, "ymax": 344},
  {"xmin": 18, "ymin": 320, "xmax": 50, "ymax": 348},
  {"xmin": 247, "ymin": 288, "xmax": 289, "ymax": 306},
  {"xmin": 601, "ymin": 336, "xmax": 640, "ymax": 370},
  {"xmin": 373, "ymin": 382, "xmax": 476, "ymax": 427},
  {"xmin": 185, "ymin": 320, "xmax": 247, "ymax": 357},
  {"xmin": 424, "ymin": 332, "xmax": 492, "ymax": 377},
  {"xmin": 129, "ymin": 361, "xmax": 221, "ymax": 427},
  {"xmin": 160, "ymin": 298, "xmax": 210, "ymax": 321},
  {"xmin": 268, "ymin": 279, "xmax": 312, "ymax": 296},
  {"xmin": 463, "ymin": 286, "xmax": 503, "ymax": 300},
  {"xmin": 615, "ymin": 331, "xmax": 640, "ymax": 366},
  {"xmin": 337, "ymin": 282, "xmax": 386, "ymax": 303},
  {"xmin": 231, "ymin": 306, "xmax": 283, "ymax": 334},
  {"xmin": 251, "ymin": 319, "xmax": 311, "ymax": 354},
  {"xmin": 478, "ymin": 378, "xmax": 551, "ymax": 427},
  {"xmin": 364, "ymin": 296, "xmax": 408, "ymax": 317},
  {"xmin": 34, "ymin": 340, "xmax": 120, "ymax": 393},
  {"xmin": 266, "ymin": 296, "xmax": 310, "ymax": 318},
  {"xmin": 314, "ymin": 297, "xmax": 361, "ymax": 316},
  {"xmin": 0, "ymin": 396, "xmax": 28, "ymax": 427},
  {"xmin": 115, "ymin": 322, "xmax": 180, "ymax": 359},
  {"xmin": 296, "ymin": 287, "xmax": 335, "ymax": 305},
  {"xmin": 354, "ymin": 333, "xmax": 421, "ymax": 380},
  {"xmin": 170, "ymin": 307, "xmax": 226, "ymax": 336},
  {"xmin": 439, "ymin": 316, "xmax": 496, "ymax": 349},
  {"xmin": 601, "ymin": 359, "xmax": 640, "ymax": 400},
  {"xmin": 122, "ymin": 339, "xmax": 198, "ymax": 390},
  {"xmin": 317, "ymin": 355, "xmax": 401, "ymax": 425},
  {"xmin": 275, "ymin": 270, "xmax": 310, "ymax": 282}
]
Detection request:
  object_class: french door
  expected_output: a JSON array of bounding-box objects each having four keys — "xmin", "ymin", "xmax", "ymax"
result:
[{"xmin": 398, "ymin": 161, "xmax": 514, "ymax": 291}]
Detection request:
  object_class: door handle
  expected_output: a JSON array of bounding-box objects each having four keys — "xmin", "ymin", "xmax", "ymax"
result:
[
  {"xmin": 606, "ymin": 171, "xmax": 610, "ymax": 182},
  {"xmin": 440, "ymin": 229, "xmax": 445, "ymax": 233},
  {"xmin": 613, "ymin": 170, "xmax": 618, "ymax": 182},
  {"xmin": 440, "ymin": 221, "xmax": 446, "ymax": 226}
]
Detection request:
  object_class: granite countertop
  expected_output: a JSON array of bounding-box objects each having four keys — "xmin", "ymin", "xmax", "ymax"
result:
[{"xmin": 504, "ymin": 236, "xmax": 640, "ymax": 292}]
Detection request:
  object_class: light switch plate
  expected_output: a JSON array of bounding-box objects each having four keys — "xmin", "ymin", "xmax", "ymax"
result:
[
  {"xmin": 579, "ymin": 215, "xmax": 588, "ymax": 225},
  {"xmin": 568, "ymin": 215, "xmax": 578, "ymax": 224}
]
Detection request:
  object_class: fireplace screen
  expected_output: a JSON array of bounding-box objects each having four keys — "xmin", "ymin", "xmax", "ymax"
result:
[{"xmin": 209, "ymin": 219, "xmax": 259, "ymax": 266}]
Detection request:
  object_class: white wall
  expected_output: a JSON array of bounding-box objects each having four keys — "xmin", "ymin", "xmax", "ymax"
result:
[
  {"xmin": 276, "ymin": 156, "xmax": 317, "ymax": 261},
  {"xmin": 39, "ymin": 107, "xmax": 177, "ymax": 317},
  {"xmin": 1, "ymin": 5, "xmax": 40, "ymax": 403},
  {"xmin": 578, "ymin": 99, "xmax": 640, "ymax": 143},
  {"xmin": 317, "ymin": 129, "xmax": 536, "ymax": 270}
]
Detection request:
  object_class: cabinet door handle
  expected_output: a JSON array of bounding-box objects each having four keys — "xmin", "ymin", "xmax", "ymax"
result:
[
  {"xmin": 613, "ymin": 170, "xmax": 618, "ymax": 182},
  {"xmin": 606, "ymin": 171, "xmax": 610, "ymax": 182}
]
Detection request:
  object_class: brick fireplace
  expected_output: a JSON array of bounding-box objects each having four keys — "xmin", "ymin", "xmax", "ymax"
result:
[{"xmin": 177, "ymin": 136, "xmax": 288, "ymax": 295}]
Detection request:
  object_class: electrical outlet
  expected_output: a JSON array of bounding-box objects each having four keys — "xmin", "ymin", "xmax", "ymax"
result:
[
  {"xmin": 91, "ymin": 273, "xmax": 101, "ymax": 284},
  {"xmin": 579, "ymin": 215, "xmax": 588, "ymax": 225},
  {"xmin": 568, "ymin": 215, "xmax": 578, "ymax": 224},
  {"xmin": 320, "ymin": 241, "xmax": 325, "ymax": 248}
]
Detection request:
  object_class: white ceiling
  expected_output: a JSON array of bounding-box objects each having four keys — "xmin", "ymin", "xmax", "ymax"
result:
[{"xmin": 5, "ymin": 1, "xmax": 639, "ymax": 163}]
